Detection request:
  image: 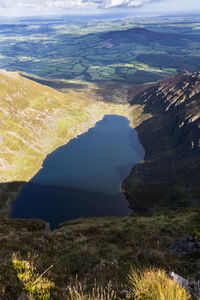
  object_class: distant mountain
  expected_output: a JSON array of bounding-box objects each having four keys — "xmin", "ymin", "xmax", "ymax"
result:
[
  {"xmin": 123, "ymin": 71, "xmax": 200, "ymax": 212},
  {"xmin": 101, "ymin": 27, "xmax": 185, "ymax": 47}
]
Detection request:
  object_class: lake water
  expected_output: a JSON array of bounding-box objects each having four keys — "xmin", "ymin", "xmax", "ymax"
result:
[{"xmin": 10, "ymin": 115, "xmax": 144, "ymax": 229}]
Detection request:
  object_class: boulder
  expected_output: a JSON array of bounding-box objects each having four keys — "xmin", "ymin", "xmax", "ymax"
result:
[{"xmin": 168, "ymin": 235, "xmax": 200, "ymax": 257}]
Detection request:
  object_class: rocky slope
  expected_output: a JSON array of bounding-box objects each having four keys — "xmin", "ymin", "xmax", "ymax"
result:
[{"xmin": 123, "ymin": 71, "xmax": 200, "ymax": 213}]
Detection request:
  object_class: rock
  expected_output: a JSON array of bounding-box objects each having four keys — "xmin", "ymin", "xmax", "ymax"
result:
[
  {"xmin": 118, "ymin": 289, "xmax": 130, "ymax": 298},
  {"xmin": 18, "ymin": 293, "xmax": 35, "ymax": 300},
  {"xmin": 193, "ymin": 281, "xmax": 200, "ymax": 298},
  {"xmin": 63, "ymin": 230, "xmax": 72, "ymax": 235},
  {"xmin": 169, "ymin": 272, "xmax": 189, "ymax": 289},
  {"xmin": 169, "ymin": 272, "xmax": 200, "ymax": 299},
  {"xmin": 42, "ymin": 221, "xmax": 51, "ymax": 233},
  {"xmin": 168, "ymin": 235, "xmax": 200, "ymax": 257},
  {"xmin": 197, "ymin": 271, "xmax": 200, "ymax": 281}
]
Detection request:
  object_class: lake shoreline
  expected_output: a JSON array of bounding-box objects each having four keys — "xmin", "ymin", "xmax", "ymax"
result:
[{"xmin": 10, "ymin": 115, "xmax": 144, "ymax": 229}]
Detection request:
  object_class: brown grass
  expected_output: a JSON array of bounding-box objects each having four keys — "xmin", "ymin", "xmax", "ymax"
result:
[
  {"xmin": 126, "ymin": 268, "xmax": 190, "ymax": 300},
  {"xmin": 67, "ymin": 280, "xmax": 116, "ymax": 300}
]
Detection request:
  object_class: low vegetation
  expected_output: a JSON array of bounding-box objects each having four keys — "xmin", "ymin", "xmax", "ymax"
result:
[
  {"xmin": 67, "ymin": 280, "xmax": 116, "ymax": 300},
  {"xmin": 10, "ymin": 256, "xmax": 191, "ymax": 299},
  {"xmin": 0, "ymin": 208, "xmax": 199, "ymax": 299}
]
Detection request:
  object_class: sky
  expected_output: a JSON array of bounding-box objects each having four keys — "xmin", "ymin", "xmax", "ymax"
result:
[{"xmin": 0, "ymin": 0, "xmax": 199, "ymax": 17}]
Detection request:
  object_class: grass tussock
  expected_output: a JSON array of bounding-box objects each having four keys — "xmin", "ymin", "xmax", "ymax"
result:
[
  {"xmin": 126, "ymin": 268, "xmax": 190, "ymax": 300},
  {"xmin": 12, "ymin": 254, "xmax": 55, "ymax": 300}
]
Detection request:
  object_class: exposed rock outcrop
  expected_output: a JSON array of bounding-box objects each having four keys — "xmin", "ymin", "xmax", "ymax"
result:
[{"xmin": 169, "ymin": 235, "xmax": 200, "ymax": 257}]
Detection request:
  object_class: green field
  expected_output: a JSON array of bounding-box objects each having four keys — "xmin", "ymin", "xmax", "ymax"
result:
[{"xmin": 0, "ymin": 16, "xmax": 200, "ymax": 84}]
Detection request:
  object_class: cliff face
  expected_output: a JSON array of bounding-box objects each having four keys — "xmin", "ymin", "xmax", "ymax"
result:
[
  {"xmin": 123, "ymin": 72, "xmax": 200, "ymax": 213},
  {"xmin": 149, "ymin": 72, "xmax": 200, "ymax": 154}
]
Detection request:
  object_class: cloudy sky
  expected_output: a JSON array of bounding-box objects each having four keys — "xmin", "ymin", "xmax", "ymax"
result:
[{"xmin": 0, "ymin": 0, "xmax": 199, "ymax": 16}]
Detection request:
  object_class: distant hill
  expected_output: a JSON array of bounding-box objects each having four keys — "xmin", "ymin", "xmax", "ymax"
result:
[
  {"xmin": 101, "ymin": 27, "xmax": 185, "ymax": 47},
  {"xmin": 123, "ymin": 71, "xmax": 200, "ymax": 212}
]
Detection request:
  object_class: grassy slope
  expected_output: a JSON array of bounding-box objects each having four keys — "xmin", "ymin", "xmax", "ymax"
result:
[{"xmin": 0, "ymin": 70, "xmax": 131, "ymax": 183}]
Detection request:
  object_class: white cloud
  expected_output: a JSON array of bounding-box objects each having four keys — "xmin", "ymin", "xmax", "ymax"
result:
[
  {"xmin": 1, "ymin": 0, "xmax": 198, "ymax": 16},
  {"xmin": 103, "ymin": 0, "xmax": 151, "ymax": 8},
  {"xmin": 0, "ymin": 0, "xmax": 158, "ymax": 11}
]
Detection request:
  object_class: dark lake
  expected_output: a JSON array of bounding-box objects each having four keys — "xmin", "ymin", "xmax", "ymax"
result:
[{"xmin": 10, "ymin": 115, "xmax": 144, "ymax": 229}]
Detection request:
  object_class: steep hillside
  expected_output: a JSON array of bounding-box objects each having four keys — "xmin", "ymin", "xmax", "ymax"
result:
[{"xmin": 123, "ymin": 71, "xmax": 200, "ymax": 213}]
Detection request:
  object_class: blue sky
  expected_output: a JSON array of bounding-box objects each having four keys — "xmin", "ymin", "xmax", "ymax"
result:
[{"xmin": 0, "ymin": 0, "xmax": 199, "ymax": 17}]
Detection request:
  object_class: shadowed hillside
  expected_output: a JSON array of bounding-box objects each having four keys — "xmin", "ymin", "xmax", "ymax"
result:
[{"xmin": 123, "ymin": 71, "xmax": 200, "ymax": 213}]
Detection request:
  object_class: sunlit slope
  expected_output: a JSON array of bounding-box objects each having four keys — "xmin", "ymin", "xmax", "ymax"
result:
[{"xmin": 0, "ymin": 70, "xmax": 130, "ymax": 182}]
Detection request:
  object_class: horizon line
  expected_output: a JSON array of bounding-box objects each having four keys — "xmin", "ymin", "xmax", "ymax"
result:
[{"xmin": 0, "ymin": 11, "xmax": 200, "ymax": 18}]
